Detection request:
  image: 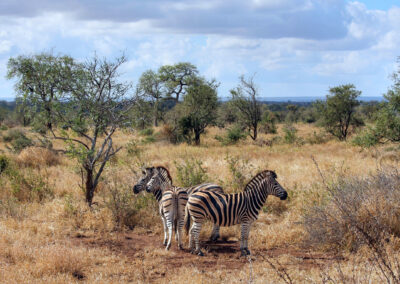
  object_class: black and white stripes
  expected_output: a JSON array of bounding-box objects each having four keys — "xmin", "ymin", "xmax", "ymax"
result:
[{"xmin": 185, "ymin": 170, "xmax": 287, "ymax": 256}]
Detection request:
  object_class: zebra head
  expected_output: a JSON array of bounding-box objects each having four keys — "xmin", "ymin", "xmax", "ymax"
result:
[
  {"xmin": 262, "ymin": 170, "xmax": 288, "ymax": 200},
  {"xmin": 145, "ymin": 167, "xmax": 172, "ymax": 193},
  {"xmin": 133, "ymin": 167, "xmax": 154, "ymax": 194}
]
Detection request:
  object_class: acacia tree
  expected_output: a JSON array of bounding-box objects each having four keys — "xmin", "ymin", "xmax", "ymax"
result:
[
  {"xmin": 7, "ymin": 53, "xmax": 75, "ymax": 131},
  {"xmin": 230, "ymin": 75, "xmax": 262, "ymax": 140},
  {"xmin": 137, "ymin": 70, "xmax": 163, "ymax": 126},
  {"xmin": 316, "ymin": 84, "xmax": 363, "ymax": 141},
  {"xmin": 180, "ymin": 79, "xmax": 219, "ymax": 145},
  {"xmin": 53, "ymin": 55, "xmax": 136, "ymax": 206},
  {"xmin": 158, "ymin": 62, "xmax": 199, "ymax": 102}
]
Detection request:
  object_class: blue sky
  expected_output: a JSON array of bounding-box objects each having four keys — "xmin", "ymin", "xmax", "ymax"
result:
[{"xmin": 0, "ymin": 0, "xmax": 399, "ymax": 100}]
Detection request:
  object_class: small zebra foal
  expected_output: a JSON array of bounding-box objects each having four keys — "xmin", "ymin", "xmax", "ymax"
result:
[
  {"xmin": 146, "ymin": 171, "xmax": 188, "ymax": 250},
  {"xmin": 185, "ymin": 170, "xmax": 288, "ymax": 256}
]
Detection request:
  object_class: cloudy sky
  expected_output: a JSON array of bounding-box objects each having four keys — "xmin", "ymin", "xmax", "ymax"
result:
[{"xmin": 0, "ymin": 0, "xmax": 399, "ymax": 100}]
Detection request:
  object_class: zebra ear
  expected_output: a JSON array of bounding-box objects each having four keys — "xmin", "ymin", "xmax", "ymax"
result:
[{"xmin": 269, "ymin": 171, "xmax": 277, "ymax": 179}]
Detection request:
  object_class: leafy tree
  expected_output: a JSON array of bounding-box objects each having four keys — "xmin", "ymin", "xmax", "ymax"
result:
[
  {"xmin": 130, "ymin": 97, "xmax": 153, "ymax": 130},
  {"xmin": 180, "ymin": 79, "xmax": 219, "ymax": 145},
  {"xmin": 374, "ymin": 62, "xmax": 400, "ymax": 143},
  {"xmin": 53, "ymin": 55, "xmax": 136, "ymax": 206},
  {"xmin": 7, "ymin": 53, "xmax": 75, "ymax": 131},
  {"xmin": 158, "ymin": 62, "xmax": 198, "ymax": 102},
  {"xmin": 316, "ymin": 84, "xmax": 363, "ymax": 141},
  {"xmin": 230, "ymin": 75, "xmax": 262, "ymax": 140},
  {"xmin": 137, "ymin": 70, "xmax": 163, "ymax": 126}
]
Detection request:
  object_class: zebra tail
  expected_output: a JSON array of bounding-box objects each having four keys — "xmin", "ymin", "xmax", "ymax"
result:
[
  {"xmin": 173, "ymin": 191, "xmax": 177, "ymax": 234},
  {"xmin": 184, "ymin": 204, "xmax": 190, "ymax": 235}
]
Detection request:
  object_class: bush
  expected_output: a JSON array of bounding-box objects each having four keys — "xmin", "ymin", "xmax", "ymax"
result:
[
  {"xmin": 215, "ymin": 125, "xmax": 247, "ymax": 145},
  {"xmin": 2, "ymin": 129, "xmax": 33, "ymax": 152},
  {"xmin": 159, "ymin": 124, "xmax": 184, "ymax": 144},
  {"xmin": 139, "ymin": 128, "xmax": 154, "ymax": 136},
  {"xmin": 224, "ymin": 154, "xmax": 257, "ymax": 192},
  {"xmin": 352, "ymin": 127, "xmax": 380, "ymax": 148},
  {"xmin": 105, "ymin": 181, "xmax": 137, "ymax": 230},
  {"xmin": 17, "ymin": 147, "xmax": 60, "ymax": 168},
  {"xmin": 6, "ymin": 167, "xmax": 53, "ymax": 202},
  {"xmin": 0, "ymin": 155, "xmax": 9, "ymax": 174},
  {"xmin": 0, "ymin": 125, "xmax": 8, "ymax": 131},
  {"xmin": 303, "ymin": 169, "xmax": 400, "ymax": 253},
  {"xmin": 306, "ymin": 131, "xmax": 330, "ymax": 145},
  {"xmin": 174, "ymin": 158, "xmax": 209, "ymax": 187},
  {"xmin": 283, "ymin": 124, "xmax": 298, "ymax": 144}
]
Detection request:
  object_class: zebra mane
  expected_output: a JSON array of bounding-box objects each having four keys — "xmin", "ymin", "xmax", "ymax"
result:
[
  {"xmin": 154, "ymin": 166, "xmax": 173, "ymax": 183},
  {"xmin": 244, "ymin": 170, "xmax": 277, "ymax": 192}
]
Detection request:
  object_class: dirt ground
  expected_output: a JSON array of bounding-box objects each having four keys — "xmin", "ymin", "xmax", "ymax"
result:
[{"xmin": 71, "ymin": 231, "xmax": 343, "ymax": 282}]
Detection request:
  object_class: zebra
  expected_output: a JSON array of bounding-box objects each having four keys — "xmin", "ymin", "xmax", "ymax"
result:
[
  {"xmin": 132, "ymin": 166, "xmax": 225, "ymax": 244},
  {"xmin": 185, "ymin": 170, "xmax": 288, "ymax": 256},
  {"xmin": 146, "ymin": 172, "xmax": 188, "ymax": 250}
]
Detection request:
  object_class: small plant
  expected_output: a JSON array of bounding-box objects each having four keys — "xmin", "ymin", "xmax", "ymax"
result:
[
  {"xmin": 6, "ymin": 167, "xmax": 53, "ymax": 202},
  {"xmin": 306, "ymin": 131, "xmax": 330, "ymax": 145},
  {"xmin": 283, "ymin": 124, "xmax": 298, "ymax": 144},
  {"xmin": 105, "ymin": 184, "xmax": 137, "ymax": 230},
  {"xmin": 352, "ymin": 127, "xmax": 380, "ymax": 148},
  {"xmin": 126, "ymin": 140, "xmax": 142, "ymax": 157},
  {"xmin": 225, "ymin": 153, "xmax": 257, "ymax": 191},
  {"xmin": 139, "ymin": 128, "xmax": 154, "ymax": 136},
  {"xmin": 3, "ymin": 129, "xmax": 34, "ymax": 152},
  {"xmin": 0, "ymin": 154, "xmax": 9, "ymax": 174},
  {"xmin": 0, "ymin": 124, "xmax": 8, "ymax": 131},
  {"xmin": 174, "ymin": 158, "xmax": 209, "ymax": 187},
  {"xmin": 215, "ymin": 125, "xmax": 247, "ymax": 145}
]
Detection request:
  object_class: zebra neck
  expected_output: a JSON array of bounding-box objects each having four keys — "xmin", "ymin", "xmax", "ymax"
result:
[
  {"xmin": 153, "ymin": 189, "xmax": 162, "ymax": 202},
  {"xmin": 245, "ymin": 182, "xmax": 269, "ymax": 211}
]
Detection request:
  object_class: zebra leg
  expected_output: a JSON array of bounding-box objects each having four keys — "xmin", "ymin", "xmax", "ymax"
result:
[
  {"xmin": 165, "ymin": 218, "xmax": 173, "ymax": 250},
  {"xmin": 161, "ymin": 215, "xmax": 168, "ymax": 246},
  {"xmin": 189, "ymin": 221, "xmax": 195, "ymax": 251},
  {"xmin": 240, "ymin": 222, "xmax": 252, "ymax": 256},
  {"xmin": 177, "ymin": 218, "xmax": 184, "ymax": 250},
  {"xmin": 192, "ymin": 221, "xmax": 204, "ymax": 256},
  {"xmin": 209, "ymin": 224, "xmax": 220, "ymax": 242}
]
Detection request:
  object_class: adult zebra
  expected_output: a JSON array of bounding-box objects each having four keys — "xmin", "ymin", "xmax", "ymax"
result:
[
  {"xmin": 185, "ymin": 170, "xmax": 288, "ymax": 256},
  {"xmin": 132, "ymin": 166, "xmax": 224, "ymax": 245},
  {"xmin": 145, "ymin": 172, "xmax": 188, "ymax": 250}
]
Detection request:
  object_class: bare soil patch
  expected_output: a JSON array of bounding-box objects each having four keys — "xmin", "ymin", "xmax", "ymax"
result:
[{"xmin": 71, "ymin": 231, "xmax": 342, "ymax": 281}]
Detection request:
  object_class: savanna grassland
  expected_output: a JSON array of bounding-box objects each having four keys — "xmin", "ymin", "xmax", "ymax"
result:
[{"xmin": 1, "ymin": 124, "xmax": 400, "ymax": 283}]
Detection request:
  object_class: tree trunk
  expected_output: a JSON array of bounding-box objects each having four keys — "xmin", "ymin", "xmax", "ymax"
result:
[
  {"xmin": 251, "ymin": 125, "xmax": 258, "ymax": 140},
  {"xmin": 85, "ymin": 167, "xmax": 95, "ymax": 206},
  {"xmin": 194, "ymin": 131, "xmax": 201, "ymax": 145}
]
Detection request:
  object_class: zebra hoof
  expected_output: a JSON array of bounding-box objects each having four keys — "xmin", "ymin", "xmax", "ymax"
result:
[
  {"xmin": 178, "ymin": 244, "xmax": 183, "ymax": 250},
  {"xmin": 163, "ymin": 241, "xmax": 168, "ymax": 246},
  {"xmin": 190, "ymin": 249, "xmax": 196, "ymax": 254},
  {"xmin": 165, "ymin": 245, "xmax": 171, "ymax": 251},
  {"xmin": 197, "ymin": 250, "xmax": 204, "ymax": 256},
  {"xmin": 245, "ymin": 248, "xmax": 251, "ymax": 255}
]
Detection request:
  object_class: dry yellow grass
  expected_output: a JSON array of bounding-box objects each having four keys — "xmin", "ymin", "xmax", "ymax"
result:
[{"xmin": 0, "ymin": 124, "xmax": 398, "ymax": 283}]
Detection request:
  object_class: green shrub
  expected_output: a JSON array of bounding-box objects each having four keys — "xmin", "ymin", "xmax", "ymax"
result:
[
  {"xmin": 215, "ymin": 125, "xmax": 247, "ymax": 145},
  {"xmin": 141, "ymin": 135, "xmax": 156, "ymax": 144},
  {"xmin": 139, "ymin": 128, "xmax": 154, "ymax": 136},
  {"xmin": 126, "ymin": 140, "xmax": 142, "ymax": 157},
  {"xmin": 0, "ymin": 155, "xmax": 9, "ymax": 174},
  {"xmin": 306, "ymin": 131, "xmax": 330, "ymax": 145},
  {"xmin": 352, "ymin": 127, "xmax": 380, "ymax": 148},
  {"xmin": 2, "ymin": 129, "xmax": 33, "ymax": 152},
  {"xmin": 283, "ymin": 124, "xmax": 298, "ymax": 144},
  {"xmin": 175, "ymin": 158, "xmax": 209, "ymax": 187},
  {"xmin": 0, "ymin": 125, "xmax": 8, "ymax": 131}
]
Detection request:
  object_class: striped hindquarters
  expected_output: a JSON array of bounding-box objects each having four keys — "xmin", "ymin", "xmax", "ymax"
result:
[
  {"xmin": 187, "ymin": 191, "xmax": 246, "ymax": 227},
  {"xmin": 186, "ymin": 183, "xmax": 224, "ymax": 196},
  {"xmin": 162, "ymin": 187, "xmax": 188, "ymax": 227}
]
